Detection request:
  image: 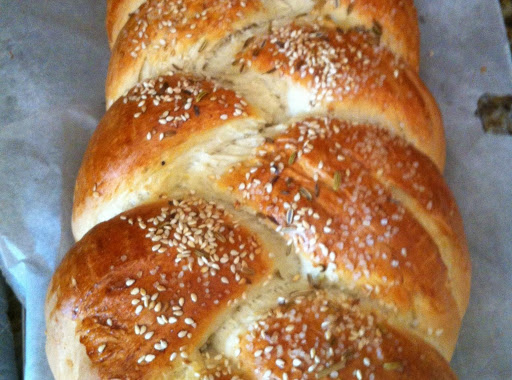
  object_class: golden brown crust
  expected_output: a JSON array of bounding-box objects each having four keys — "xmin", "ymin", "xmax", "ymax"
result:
[
  {"xmin": 219, "ymin": 117, "xmax": 469, "ymax": 358},
  {"xmin": 319, "ymin": 0, "xmax": 420, "ymax": 69},
  {"xmin": 239, "ymin": 291, "xmax": 456, "ymax": 379},
  {"xmin": 105, "ymin": 0, "xmax": 263, "ymax": 105},
  {"xmin": 105, "ymin": 0, "xmax": 419, "ymax": 63},
  {"xmin": 72, "ymin": 70, "xmax": 466, "ymax": 358},
  {"xmin": 72, "ymin": 74, "xmax": 261, "ymax": 240},
  {"xmin": 48, "ymin": 1, "xmax": 470, "ymax": 378},
  {"xmin": 55, "ymin": 111, "xmax": 467, "ymax": 376},
  {"xmin": 105, "ymin": 0, "xmax": 420, "ymax": 107},
  {"xmin": 72, "ymin": 86, "xmax": 468, "ymax": 358},
  {"xmin": 106, "ymin": 0, "xmax": 145, "ymax": 49},
  {"xmin": 106, "ymin": 0, "xmax": 261, "ymax": 53},
  {"xmin": 235, "ymin": 23, "xmax": 444, "ymax": 169},
  {"xmin": 49, "ymin": 199, "xmax": 273, "ymax": 379}
]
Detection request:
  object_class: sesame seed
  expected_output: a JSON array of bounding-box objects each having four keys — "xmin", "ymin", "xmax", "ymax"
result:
[
  {"xmin": 155, "ymin": 340, "xmax": 168, "ymax": 351},
  {"xmin": 168, "ymin": 317, "xmax": 178, "ymax": 324}
]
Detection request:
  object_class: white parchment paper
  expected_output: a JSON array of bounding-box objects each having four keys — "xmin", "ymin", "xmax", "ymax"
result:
[{"xmin": 0, "ymin": 1, "xmax": 511, "ymax": 379}]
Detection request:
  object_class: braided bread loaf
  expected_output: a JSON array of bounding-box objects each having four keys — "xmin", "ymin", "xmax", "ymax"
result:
[{"xmin": 45, "ymin": 1, "xmax": 471, "ymax": 379}]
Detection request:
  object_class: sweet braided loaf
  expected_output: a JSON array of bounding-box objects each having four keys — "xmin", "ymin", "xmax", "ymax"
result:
[{"xmin": 45, "ymin": 1, "xmax": 471, "ymax": 379}]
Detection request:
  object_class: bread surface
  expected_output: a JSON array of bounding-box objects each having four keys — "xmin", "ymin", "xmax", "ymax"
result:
[{"xmin": 47, "ymin": 1, "xmax": 470, "ymax": 379}]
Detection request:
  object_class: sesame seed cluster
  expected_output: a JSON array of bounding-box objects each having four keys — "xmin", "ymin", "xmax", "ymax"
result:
[
  {"xmin": 240, "ymin": 291, "xmax": 454, "ymax": 380},
  {"xmin": 120, "ymin": 0, "xmax": 256, "ymax": 60},
  {"xmin": 123, "ymin": 75, "xmax": 249, "ymax": 138},
  {"xmin": 242, "ymin": 292, "xmax": 387, "ymax": 379},
  {"xmin": 71, "ymin": 198, "xmax": 270, "ymax": 379},
  {"xmin": 236, "ymin": 23, "xmax": 400, "ymax": 106},
  {"xmin": 201, "ymin": 354, "xmax": 245, "ymax": 380}
]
